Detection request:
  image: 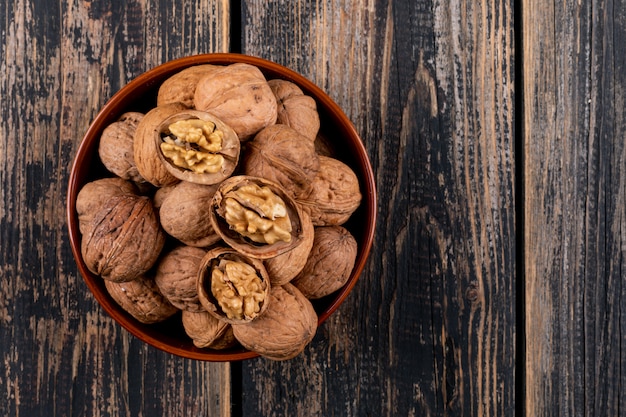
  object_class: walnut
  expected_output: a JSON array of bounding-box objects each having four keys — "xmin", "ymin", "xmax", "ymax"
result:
[
  {"xmin": 297, "ymin": 155, "xmax": 362, "ymax": 226},
  {"xmin": 264, "ymin": 211, "xmax": 315, "ymax": 286},
  {"xmin": 158, "ymin": 181, "xmax": 221, "ymax": 247},
  {"xmin": 76, "ymin": 177, "xmax": 138, "ymax": 235},
  {"xmin": 231, "ymin": 284, "xmax": 317, "ymax": 360},
  {"xmin": 197, "ymin": 247, "xmax": 271, "ymax": 324},
  {"xmin": 98, "ymin": 112, "xmax": 146, "ymax": 183},
  {"xmin": 104, "ymin": 274, "xmax": 178, "ymax": 324},
  {"xmin": 81, "ymin": 194, "xmax": 165, "ymax": 282},
  {"xmin": 156, "ymin": 110, "xmax": 240, "ymax": 185},
  {"xmin": 193, "ymin": 63, "xmax": 277, "ymax": 140},
  {"xmin": 157, "ymin": 64, "xmax": 219, "ymax": 108},
  {"xmin": 181, "ymin": 310, "xmax": 237, "ymax": 350},
  {"xmin": 243, "ymin": 124, "xmax": 320, "ymax": 200},
  {"xmin": 210, "ymin": 175, "xmax": 309, "ymax": 259},
  {"xmin": 134, "ymin": 102, "xmax": 187, "ymax": 187},
  {"xmin": 292, "ymin": 226, "xmax": 357, "ymax": 299},
  {"xmin": 152, "ymin": 183, "xmax": 176, "ymax": 212},
  {"xmin": 268, "ymin": 79, "xmax": 320, "ymax": 141},
  {"xmin": 154, "ymin": 245, "xmax": 207, "ymax": 312}
]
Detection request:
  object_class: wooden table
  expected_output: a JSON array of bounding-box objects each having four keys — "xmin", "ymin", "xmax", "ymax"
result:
[{"xmin": 1, "ymin": 1, "xmax": 624, "ymax": 416}]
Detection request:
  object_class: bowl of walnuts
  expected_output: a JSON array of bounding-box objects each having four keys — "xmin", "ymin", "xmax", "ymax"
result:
[{"xmin": 67, "ymin": 53, "xmax": 377, "ymax": 361}]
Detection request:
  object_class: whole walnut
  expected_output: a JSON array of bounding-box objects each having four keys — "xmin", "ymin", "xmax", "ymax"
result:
[
  {"xmin": 157, "ymin": 64, "xmax": 219, "ymax": 108},
  {"xmin": 292, "ymin": 226, "xmax": 357, "ymax": 299},
  {"xmin": 264, "ymin": 210, "xmax": 315, "ymax": 286},
  {"xmin": 193, "ymin": 63, "xmax": 277, "ymax": 140},
  {"xmin": 231, "ymin": 284, "xmax": 318, "ymax": 360},
  {"xmin": 81, "ymin": 194, "xmax": 165, "ymax": 282},
  {"xmin": 242, "ymin": 124, "xmax": 320, "ymax": 200},
  {"xmin": 155, "ymin": 245, "xmax": 207, "ymax": 312},
  {"xmin": 105, "ymin": 274, "xmax": 178, "ymax": 324},
  {"xmin": 98, "ymin": 112, "xmax": 146, "ymax": 183},
  {"xmin": 134, "ymin": 102, "xmax": 187, "ymax": 187},
  {"xmin": 297, "ymin": 155, "xmax": 362, "ymax": 226},
  {"xmin": 181, "ymin": 310, "xmax": 237, "ymax": 349},
  {"xmin": 158, "ymin": 181, "xmax": 221, "ymax": 247},
  {"xmin": 268, "ymin": 79, "xmax": 320, "ymax": 141},
  {"xmin": 76, "ymin": 177, "xmax": 138, "ymax": 235}
]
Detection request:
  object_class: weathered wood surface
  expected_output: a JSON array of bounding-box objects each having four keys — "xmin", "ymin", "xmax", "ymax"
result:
[
  {"xmin": 239, "ymin": 1, "xmax": 517, "ymax": 416},
  {"xmin": 523, "ymin": 0, "xmax": 626, "ymax": 416},
  {"xmin": 2, "ymin": 0, "xmax": 626, "ymax": 416},
  {"xmin": 0, "ymin": 1, "xmax": 231, "ymax": 416}
]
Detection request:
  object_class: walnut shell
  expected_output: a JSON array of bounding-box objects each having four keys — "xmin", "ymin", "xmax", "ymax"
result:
[
  {"xmin": 193, "ymin": 63, "xmax": 277, "ymax": 140},
  {"xmin": 157, "ymin": 64, "xmax": 219, "ymax": 108},
  {"xmin": 104, "ymin": 274, "xmax": 178, "ymax": 324},
  {"xmin": 81, "ymin": 194, "xmax": 166, "ymax": 282},
  {"xmin": 181, "ymin": 310, "xmax": 237, "ymax": 349},
  {"xmin": 154, "ymin": 245, "xmax": 207, "ymax": 312},
  {"xmin": 134, "ymin": 102, "xmax": 187, "ymax": 187},
  {"xmin": 158, "ymin": 181, "xmax": 221, "ymax": 247},
  {"xmin": 209, "ymin": 175, "xmax": 308, "ymax": 259},
  {"xmin": 155, "ymin": 110, "xmax": 240, "ymax": 185},
  {"xmin": 292, "ymin": 226, "xmax": 357, "ymax": 299},
  {"xmin": 231, "ymin": 284, "xmax": 318, "ymax": 360},
  {"xmin": 242, "ymin": 124, "xmax": 320, "ymax": 200},
  {"xmin": 196, "ymin": 246, "xmax": 271, "ymax": 325},
  {"xmin": 98, "ymin": 112, "xmax": 146, "ymax": 183},
  {"xmin": 76, "ymin": 177, "xmax": 138, "ymax": 235},
  {"xmin": 297, "ymin": 155, "xmax": 362, "ymax": 226},
  {"xmin": 264, "ymin": 210, "xmax": 315, "ymax": 286},
  {"xmin": 152, "ymin": 183, "xmax": 176, "ymax": 212},
  {"xmin": 268, "ymin": 79, "xmax": 320, "ymax": 141}
]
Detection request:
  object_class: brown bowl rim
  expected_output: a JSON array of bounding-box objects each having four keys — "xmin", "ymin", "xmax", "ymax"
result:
[{"xmin": 66, "ymin": 53, "xmax": 377, "ymax": 362}]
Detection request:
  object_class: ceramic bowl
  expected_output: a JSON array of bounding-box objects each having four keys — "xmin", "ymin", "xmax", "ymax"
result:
[{"xmin": 67, "ymin": 53, "xmax": 376, "ymax": 361}]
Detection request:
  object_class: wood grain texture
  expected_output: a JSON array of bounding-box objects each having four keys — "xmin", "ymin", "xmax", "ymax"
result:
[
  {"xmin": 0, "ymin": 1, "xmax": 231, "ymax": 416},
  {"xmin": 523, "ymin": 0, "xmax": 626, "ymax": 415},
  {"xmin": 240, "ymin": 1, "xmax": 516, "ymax": 415}
]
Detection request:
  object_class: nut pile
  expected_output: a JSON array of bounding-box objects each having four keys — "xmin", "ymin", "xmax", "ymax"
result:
[{"xmin": 78, "ymin": 62, "xmax": 362, "ymax": 360}]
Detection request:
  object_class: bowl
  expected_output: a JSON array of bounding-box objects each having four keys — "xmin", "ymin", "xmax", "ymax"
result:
[{"xmin": 66, "ymin": 53, "xmax": 377, "ymax": 361}]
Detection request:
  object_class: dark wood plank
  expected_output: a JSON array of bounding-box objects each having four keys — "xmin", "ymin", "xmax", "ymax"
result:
[
  {"xmin": 523, "ymin": 0, "xmax": 626, "ymax": 415},
  {"xmin": 240, "ymin": 1, "xmax": 516, "ymax": 415},
  {"xmin": 0, "ymin": 1, "xmax": 231, "ymax": 416}
]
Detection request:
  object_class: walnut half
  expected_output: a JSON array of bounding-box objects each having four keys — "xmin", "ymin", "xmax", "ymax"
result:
[
  {"xmin": 156, "ymin": 110, "xmax": 240, "ymax": 185},
  {"xmin": 197, "ymin": 247, "xmax": 271, "ymax": 324},
  {"xmin": 210, "ymin": 175, "xmax": 308, "ymax": 259}
]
